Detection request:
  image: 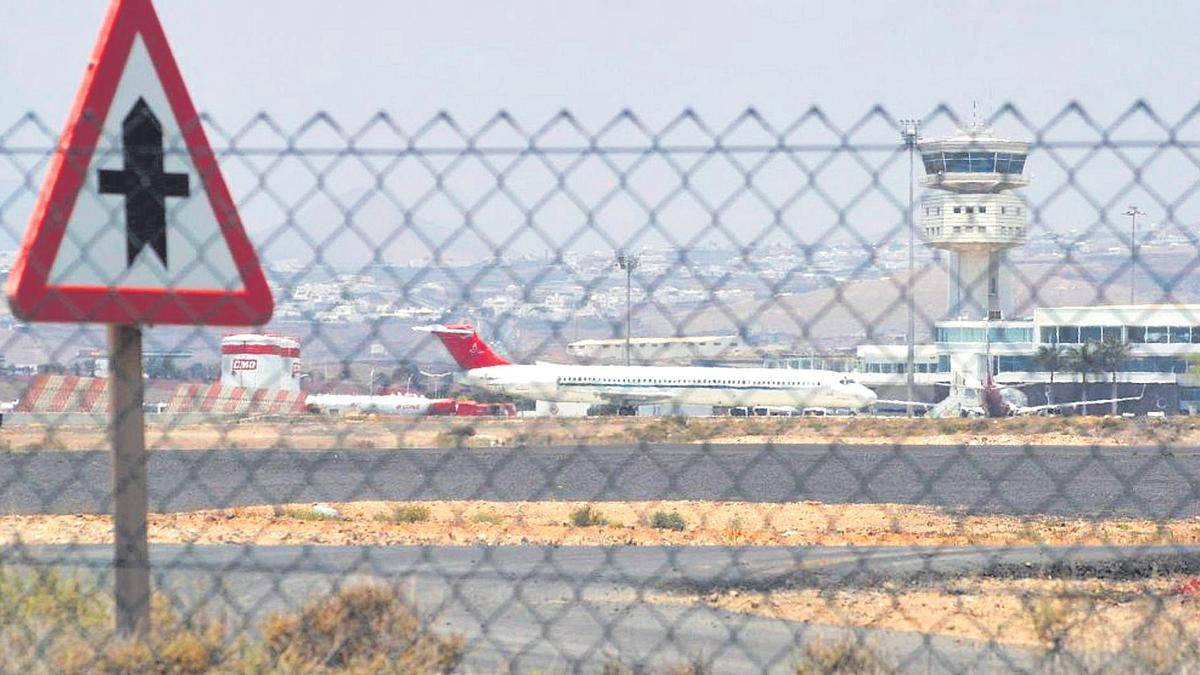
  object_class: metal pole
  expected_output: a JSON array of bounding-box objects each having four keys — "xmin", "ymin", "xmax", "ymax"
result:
[
  {"xmin": 1124, "ymin": 206, "xmax": 1144, "ymax": 304},
  {"xmin": 900, "ymin": 120, "xmax": 920, "ymax": 417},
  {"xmin": 617, "ymin": 250, "xmax": 637, "ymax": 367},
  {"xmin": 109, "ymin": 323, "xmax": 149, "ymax": 637},
  {"xmin": 625, "ymin": 263, "xmax": 632, "ymax": 367}
]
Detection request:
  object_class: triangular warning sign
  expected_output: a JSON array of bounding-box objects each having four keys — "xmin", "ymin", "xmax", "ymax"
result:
[{"xmin": 6, "ymin": 0, "xmax": 273, "ymax": 326}]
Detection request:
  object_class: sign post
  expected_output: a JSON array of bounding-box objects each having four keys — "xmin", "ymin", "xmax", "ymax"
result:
[
  {"xmin": 6, "ymin": 0, "xmax": 273, "ymax": 637},
  {"xmin": 110, "ymin": 324, "xmax": 149, "ymax": 634}
]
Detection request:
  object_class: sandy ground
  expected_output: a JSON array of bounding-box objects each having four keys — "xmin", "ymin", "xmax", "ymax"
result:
[
  {"xmin": 8, "ymin": 499, "xmax": 1200, "ymax": 653},
  {"xmin": 6, "ymin": 499, "xmax": 1200, "ymax": 548},
  {"xmin": 656, "ymin": 576, "xmax": 1200, "ymax": 654},
  {"xmin": 2, "ymin": 414, "xmax": 1198, "ymax": 451}
]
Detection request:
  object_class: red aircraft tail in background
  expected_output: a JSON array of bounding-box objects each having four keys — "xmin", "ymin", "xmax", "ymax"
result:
[{"xmin": 416, "ymin": 324, "xmax": 512, "ymax": 370}]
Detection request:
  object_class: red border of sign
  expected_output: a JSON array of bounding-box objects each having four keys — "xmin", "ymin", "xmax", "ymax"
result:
[{"xmin": 5, "ymin": 0, "xmax": 273, "ymax": 326}]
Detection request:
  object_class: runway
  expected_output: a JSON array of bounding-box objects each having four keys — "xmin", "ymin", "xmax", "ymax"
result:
[{"xmin": 2, "ymin": 443, "xmax": 1198, "ymax": 518}]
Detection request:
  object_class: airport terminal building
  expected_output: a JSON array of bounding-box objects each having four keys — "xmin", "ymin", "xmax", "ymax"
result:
[
  {"xmin": 847, "ymin": 306, "xmax": 1200, "ymax": 414},
  {"xmin": 769, "ymin": 125, "xmax": 1200, "ymax": 414}
]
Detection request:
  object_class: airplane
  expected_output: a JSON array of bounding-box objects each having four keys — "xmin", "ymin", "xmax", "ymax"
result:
[
  {"xmin": 414, "ymin": 324, "xmax": 878, "ymax": 414},
  {"xmin": 305, "ymin": 392, "xmax": 456, "ymax": 416},
  {"xmin": 886, "ymin": 368, "xmax": 1146, "ymax": 418}
]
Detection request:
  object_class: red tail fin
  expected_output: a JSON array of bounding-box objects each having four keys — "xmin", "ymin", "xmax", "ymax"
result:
[{"xmin": 418, "ymin": 324, "xmax": 511, "ymax": 370}]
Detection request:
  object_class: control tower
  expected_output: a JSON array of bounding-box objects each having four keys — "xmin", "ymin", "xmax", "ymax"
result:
[{"xmin": 918, "ymin": 126, "xmax": 1030, "ymax": 320}]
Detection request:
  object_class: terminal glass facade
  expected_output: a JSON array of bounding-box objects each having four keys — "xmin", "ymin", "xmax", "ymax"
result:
[
  {"xmin": 936, "ymin": 325, "xmax": 1033, "ymax": 343},
  {"xmin": 862, "ymin": 361, "xmax": 942, "ymax": 374},
  {"xmin": 996, "ymin": 354, "xmax": 1191, "ymax": 374},
  {"xmin": 764, "ymin": 357, "xmax": 854, "ymax": 372},
  {"xmin": 922, "ymin": 152, "xmax": 1027, "ymax": 175},
  {"xmin": 1040, "ymin": 325, "xmax": 1200, "ymax": 344}
]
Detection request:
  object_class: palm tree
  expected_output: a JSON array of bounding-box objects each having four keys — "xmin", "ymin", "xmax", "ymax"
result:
[
  {"xmin": 1066, "ymin": 342, "xmax": 1102, "ymax": 415},
  {"xmin": 1033, "ymin": 344, "xmax": 1065, "ymax": 406},
  {"xmin": 1098, "ymin": 337, "xmax": 1133, "ymax": 414}
]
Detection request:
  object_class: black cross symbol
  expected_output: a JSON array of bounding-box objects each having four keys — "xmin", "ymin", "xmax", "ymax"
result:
[{"xmin": 98, "ymin": 97, "xmax": 189, "ymax": 268}]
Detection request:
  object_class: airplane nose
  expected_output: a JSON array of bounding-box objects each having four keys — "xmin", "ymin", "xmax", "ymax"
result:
[{"xmin": 859, "ymin": 385, "xmax": 877, "ymax": 408}]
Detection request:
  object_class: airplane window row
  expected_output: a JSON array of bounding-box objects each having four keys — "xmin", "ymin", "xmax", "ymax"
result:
[{"xmin": 559, "ymin": 377, "xmax": 820, "ymax": 387}]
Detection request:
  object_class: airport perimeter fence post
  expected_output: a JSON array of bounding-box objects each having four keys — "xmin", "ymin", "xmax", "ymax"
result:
[{"xmin": 108, "ymin": 323, "xmax": 150, "ymax": 637}]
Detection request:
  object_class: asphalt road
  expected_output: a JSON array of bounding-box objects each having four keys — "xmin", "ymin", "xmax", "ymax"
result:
[
  {"xmin": 3, "ymin": 444, "xmax": 1199, "ymax": 518},
  {"xmin": 11, "ymin": 542, "xmax": 1129, "ymax": 672}
]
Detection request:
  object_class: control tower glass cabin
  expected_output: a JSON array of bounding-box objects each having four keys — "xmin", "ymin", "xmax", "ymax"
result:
[{"xmin": 918, "ymin": 127, "xmax": 1030, "ymax": 320}]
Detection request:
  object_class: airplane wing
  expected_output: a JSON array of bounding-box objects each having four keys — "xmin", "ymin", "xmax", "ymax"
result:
[
  {"xmin": 874, "ymin": 399, "xmax": 937, "ymax": 409},
  {"xmin": 595, "ymin": 391, "xmax": 675, "ymax": 405},
  {"xmin": 1015, "ymin": 386, "xmax": 1146, "ymax": 415}
]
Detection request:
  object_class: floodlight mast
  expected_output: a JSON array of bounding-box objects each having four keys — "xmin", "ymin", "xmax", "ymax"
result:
[
  {"xmin": 899, "ymin": 119, "xmax": 921, "ymax": 417},
  {"xmin": 616, "ymin": 250, "xmax": 640, "ymax": 367},
  {"xmin": 1123, "ymin": 206, "xmax": 1145, "ymax": 304}
]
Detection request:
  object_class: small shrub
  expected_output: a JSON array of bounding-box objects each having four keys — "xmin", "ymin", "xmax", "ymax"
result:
[
  {"xmin": 449, "ymin": 424, "xmax": 476, "ymax": 439},
  {"xmin": 1030, "ymin": 597, "xmax": 1074, "ymax": 650},
  {"xmin": 569, "ymin": 504, "xmax": 608, "ymax": 527},
  {"xmin": 650, "ymin": 510, "xmax": 686, "ymax": 531},
  {"xmin": 263, "ymin": 583, "xmax": 463, "ymax": 672},
  {"xmin": 0, "ymin": 572, "xmax": 463, "ymax": 674},
  {"xmin": 436, "ymin": 424, "xmax": 478, "ymax": 447},
  {"xmin": 794, "ymin": 638, "xmax": 891, "ymax": 675},
  {"xmin": 355, "ymin": 438, "xmax": 376, "ymax": 449},
  {"xmin": 727, "ymin": 516, "xmax": 745, "ymax": 532},
  {"xmin": 281, "ymin": 506, "xmax": 341, "ymax": 521},
  {"xmin": 470, "ymin": 512, "xmax": 503, "ymax": 525},
  {"xmin": 0, "ymin": 569, "xmax": 108, "ymax": 629},
  {"xmin": 376, "ymin": 504, "xmax": 431, "ymax": 524},
  {"xmin": 936, "ymin": 420, "xmax": 959, "ymax": 434}
]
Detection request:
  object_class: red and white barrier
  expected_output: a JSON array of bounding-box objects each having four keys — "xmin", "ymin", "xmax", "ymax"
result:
[
  {"xmin": 165, "ymin": 383, "xmax": 308, "ymax": 415},
  {"xmin": 16, "ymin": 375, "xmax": 110, "ymax": 413}
]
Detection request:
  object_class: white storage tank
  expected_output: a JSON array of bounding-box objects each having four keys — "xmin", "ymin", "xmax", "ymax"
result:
[{"xmin": 220, "ymin": 333, "xmax": 301, "ymax": 392}]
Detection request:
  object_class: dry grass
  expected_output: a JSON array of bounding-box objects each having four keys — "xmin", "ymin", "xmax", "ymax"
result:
[
  {"xmin": 0, "ymin": 570, "xmax": 462, "ymax": 674},
  {"xmin": 275, "ymin": 505, "xmax": 342, "ymax": 521},
  {"xmin": 2, "ymin": 414, "xmax": 1198, "ymax": 452},
  {"xmin": 600, "ymin": 642, "xmax": 894, "ymax": 675},
  {"xmin": 7, "ymin": 499, "xmax": 1200, "ymax": 549},
  {"xmin": 661, "ymin": 575, "xmax": 1200, "ymax": 657}
]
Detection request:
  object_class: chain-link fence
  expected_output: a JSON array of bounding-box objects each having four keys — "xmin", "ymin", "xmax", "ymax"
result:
[{"xmin": 3, "ymin": 103, "xmax": 1200, "ymax": 672}]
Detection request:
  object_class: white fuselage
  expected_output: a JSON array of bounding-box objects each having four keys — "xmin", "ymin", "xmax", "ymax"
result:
[
  {"xmin": 306, "ymin": 393, "xmax": 438, "ymax": 415},
  {"xmin": 458, "ymin": 364, "xmax": 877, "ymax": 410}
]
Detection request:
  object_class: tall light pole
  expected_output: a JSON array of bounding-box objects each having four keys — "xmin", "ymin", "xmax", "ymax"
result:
[
  {"xmin": 1123, "ymin": 206, "xmax": 1145, "ymax": 304},
  {"xmin": 615, "ymin": 250, "xmax": 640, "ymax": 367},
  {"xmin": 899, "ymin": 119, "xmax": 921, "ymax": 417}
]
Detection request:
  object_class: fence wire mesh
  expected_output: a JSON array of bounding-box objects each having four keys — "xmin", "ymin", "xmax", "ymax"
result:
[{"xmin": 3, "ymin": 103, "xmax": 1200, "ymax": 672}]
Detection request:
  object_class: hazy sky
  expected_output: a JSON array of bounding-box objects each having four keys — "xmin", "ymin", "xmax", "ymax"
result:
[
  {"xmin": 2, "ymin": 1, "xmax": 1198, "ymax": 264},
  {"xmin": 4, "ymin": 1, "xmax": 1198, "ymax": 130}
]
